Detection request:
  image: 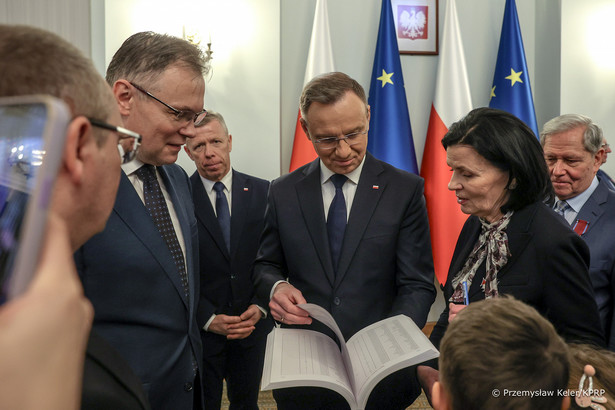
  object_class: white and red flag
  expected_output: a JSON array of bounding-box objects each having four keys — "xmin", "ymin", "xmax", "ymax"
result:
[
  {"xmin": 420, "ymin": 0, "xmax": 471, "ymax": 285},
  {"xmin": 288, "ymin": 0, "xmax": 335, "ymax": 172}
]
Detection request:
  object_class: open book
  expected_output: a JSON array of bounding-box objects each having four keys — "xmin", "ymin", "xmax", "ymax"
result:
[{"xmin": 260, "ymin": 303, "xmax": 439, "ymax": 410}]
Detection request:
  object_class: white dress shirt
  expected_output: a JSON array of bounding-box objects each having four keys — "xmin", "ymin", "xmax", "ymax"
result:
[{"xmin": 270, "ymin": 156, "xmax": 367, "ymax": 302}]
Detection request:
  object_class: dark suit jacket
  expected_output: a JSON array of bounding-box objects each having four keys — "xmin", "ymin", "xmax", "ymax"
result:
[
  {"xmin": 75, "ymin": 164, "xmax": 202, "ymax": 410},
  {"xmin": 253, "ymin": 153, "xmax": 436, "ymax": 341},
  {"xmin": 596, "ymin": 169, "xmax": 615, "ymax": 191},
  {"xmin": 429, "ymin": 201, "xmax": 606, "ymax": 357},
  {"xmin": 190, "ymin": 170, "xmax": 273, "ymax": 351},
  {"xmin": 575, "ymin": 177, "xmax": 615, "ymax": 350},
  {"xmin": 82, "ymin": 331, "xmax": 151, "ymax": 410}
]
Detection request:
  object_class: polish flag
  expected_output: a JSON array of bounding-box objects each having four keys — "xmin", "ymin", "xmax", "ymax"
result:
[
  {"xmin": 420, "ymin": 0, "xmax": 471, "ymax": 285},
  {"xmin": 288, "ymin": 0, "xmax": 335, "ymax": 172}
]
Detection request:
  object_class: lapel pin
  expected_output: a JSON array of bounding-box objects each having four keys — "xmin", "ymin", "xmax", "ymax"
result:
[
  {"xmin": 372, "ymin": 185, "xmax": 379, "ymax": 190},
  {"xmin": 243, "ymin": 187, "xmax": 249, "ymax": 191}
]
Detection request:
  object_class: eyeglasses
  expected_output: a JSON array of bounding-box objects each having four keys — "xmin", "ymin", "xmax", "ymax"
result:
[
  {"xmin": 602, "ymin": 143, "xmax": 610, "ymax": 150},
  {"xmin": 88, "ymin": 118, "xmax": 142, "ymax": 162},
  {"xmin": 311, "ymin": 130, "xmax": 367, "ymax": 150},
  {"xmin": 130, "ymin": 82, "xmax": 207, "ymax": 125}
]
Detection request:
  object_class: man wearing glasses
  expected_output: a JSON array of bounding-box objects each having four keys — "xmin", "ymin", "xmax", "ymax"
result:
[
  {"xmin": 252, "ymin": 72, "xmax": 436, "ymax": 409},
  {"xmin": 0, "ymin": 24, "xmax": 146, "ymax": 410},
  {"xmin": 75, "ymin": 32, "xmax": 208, "ymax": 410}
]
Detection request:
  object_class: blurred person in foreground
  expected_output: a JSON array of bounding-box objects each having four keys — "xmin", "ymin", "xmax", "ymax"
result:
[
  {"xmin": 568, "ymin": 343, "xmax": 615, "ymax": 409},
  {"xmin": 432, "ymin": 297, "xmax": 570, "ymax": 410},
  {"xmin": 541, "ymin": 114, "xmax": 615, "ymax": 350},
  {"xmin": 0, "ymin": 24, "xmax": 148, "ymax": 409},
  {"xmin": 74, "ymin": 32, "xmax": 208, "ymax": 410},
  {"xmin": 418, "ymin": 107, "xmax": 605, "ymax": 402}
]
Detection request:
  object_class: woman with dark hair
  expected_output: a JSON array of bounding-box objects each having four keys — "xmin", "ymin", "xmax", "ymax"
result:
[{"xmin": 418, "ymin": 107, "xmax": 605, "ymax": 402}]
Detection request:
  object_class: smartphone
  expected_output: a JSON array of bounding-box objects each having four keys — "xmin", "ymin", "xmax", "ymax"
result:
[{"xmin": 0, "ymin": 95, "xmax": 70, "ymax": 300}]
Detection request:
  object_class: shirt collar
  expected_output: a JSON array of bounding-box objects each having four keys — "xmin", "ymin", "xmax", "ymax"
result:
[
  {"xmin": 565, "ymin": 176, "xmax": 599, "ymax": 213},
  {"xmin": 319, "ymin": 155, "xmax": 366, "ymax": 186},
  {"xmin": 122, "ymin": 157, "xmax": 146, "ymax": 176},
  {"xmin": 201, "ymin": 169, "xmax": 233, "ymax": 193}
]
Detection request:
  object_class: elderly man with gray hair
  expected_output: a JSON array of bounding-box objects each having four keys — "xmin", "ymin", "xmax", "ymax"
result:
[{"xmin": 541, "ymin": 113, "xmax": 615, "ymax": 350}]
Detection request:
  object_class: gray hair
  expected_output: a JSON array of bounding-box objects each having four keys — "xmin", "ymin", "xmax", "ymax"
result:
[
  {"xmin": 106, "ymin": 31, "xmax": 208, "ymax": 88},
  {"xmin": 540, "ymin": 114, "xmax": 603, "ymax": 154}
]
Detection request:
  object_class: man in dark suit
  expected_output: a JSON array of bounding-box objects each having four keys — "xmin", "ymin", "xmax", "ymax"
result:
[
  {"xmin": 75, "ymin": 32, "xmax": 209, "ymax": 410},
  {"xmin": 542, "ymin": 114, "xmax": 615, "ymax": 350},
  {"xmin": 252, "ymin": 72, "xmax": 436, "ymax": 409},
  {"xmin": 597, "ymin": 136, "xmax": 615, "ymax": 190},
  {"xmin": 183, "ymin": 112, "xmax": 272, "ymax": 409}
]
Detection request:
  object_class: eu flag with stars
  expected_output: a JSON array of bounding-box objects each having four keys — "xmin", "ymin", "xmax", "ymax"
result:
[
  {"xmin": 489, "ymin": 0, "xmax": 539, "ymax": 138},
  {"xmin": 367, "ymin": 0, "xmax": 417, "ymax": 174}
]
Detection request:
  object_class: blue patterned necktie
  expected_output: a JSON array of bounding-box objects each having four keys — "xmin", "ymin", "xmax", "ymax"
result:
[
  {"xmin": 213, "ymin": 181, "xmax": 231, "ymax": 251},
  {"xmin": 327, "ymin": 174, "xmax": 348, "ymax": 272},
  {"xmin": 554, "ymin": 200, "xmax": 571, "ymax": 223},
  {"xmin": 136, "ymin": 164, "xmax": 189, "ymax": 300}
]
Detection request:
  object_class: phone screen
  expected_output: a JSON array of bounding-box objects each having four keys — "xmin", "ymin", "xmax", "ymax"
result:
[{"xmin": 0, "ymin": 103, "xmax": 49, "ymax": 301}]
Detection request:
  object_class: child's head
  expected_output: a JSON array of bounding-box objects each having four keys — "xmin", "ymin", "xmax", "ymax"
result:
[{"xmin": 433, "ymin": 297, "xmax": 570, "ymax": 410}]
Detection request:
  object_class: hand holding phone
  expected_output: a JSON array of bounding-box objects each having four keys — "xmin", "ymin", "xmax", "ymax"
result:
[{"xmin": 0, "ymin": 95, "xmax": 69, "ymax": 300}]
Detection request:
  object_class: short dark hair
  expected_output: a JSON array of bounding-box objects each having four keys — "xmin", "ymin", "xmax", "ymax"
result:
[
  {"xmin": 442, "ymin": 107, "xmax": 553, "ymax": 212},
  {"xmin": 300, "ymin": 72, "xmax": 367, "ymax": 119},
  {"xmin": 106, "ymin": 31, "xmax": 208, "ymax": 88},
  {"xmin": 440, "ymin": 297, "xmax": 569, "ymax": 410}
]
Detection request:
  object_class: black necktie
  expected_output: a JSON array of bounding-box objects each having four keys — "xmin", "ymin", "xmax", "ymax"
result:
[
  {"xmin": 213, "ymin": 182, "xmax": 231, "ymax": 251},
  {"xmin": 135, "ymin": 164, "xmax": 189, "ymax": 300},
  {"xmin": 327, "ymin": 174, "xmax": 347, "ymax": 272}
]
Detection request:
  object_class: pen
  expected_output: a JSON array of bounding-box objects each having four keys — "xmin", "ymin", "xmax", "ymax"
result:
[{"xmin": 462, "ymin": 280, "xmax": 469, "ymax": 305}]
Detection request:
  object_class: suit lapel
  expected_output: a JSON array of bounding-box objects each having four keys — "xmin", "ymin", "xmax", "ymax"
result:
[
  {"xmin": 445, "ymin": 218, "xmax": 480, "ymax": 298},
  {"xmin": 575, "ymin": 179, "xmax": 608, "ymax": 237},
  {"xmin": 446, "ymin": 205, "xmax": 535, "ymax": 299},
  {"xmin": 114, "ymin": 171, "xmax": 188, "ymax": 308},
  {"xmin": 490, "ymin": 205, "xmax": 533, "ymax": 282},
  {"xmin": 296, "ymin": 160, "xmax": 336, "ymax": 286},
  {"xmin": 334, "ymin": 155, "xmax": 384, "ymax": 287},
  {"xmin": 190, "ymin": 172, "xmax": 229, "ymax": 259},
  {"xmin": 159, "ymin": 166, "xmax": 196, "ymax": 307},
  {"xmin": 230, "ymin": 171, "xmax": 249, "ymax": 258}
]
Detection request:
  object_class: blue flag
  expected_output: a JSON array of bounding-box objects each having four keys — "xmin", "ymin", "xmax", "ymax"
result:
[
  {"xmin": 367, "ymin": 0, "xmax": 417, "ymax": 174},
  {"xmin": 489, "ymin": 0, "xmax": 539, "ymax": 137}
]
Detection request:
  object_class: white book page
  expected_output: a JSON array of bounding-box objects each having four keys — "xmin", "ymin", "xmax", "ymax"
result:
[
  {"xmin": 347, "ymin": 315, "xmax": 439, "ymax": 407},
  {"xmin": 263, "ymin": 327, "xmax": 356, "ymax": 407},
  {"xmin": 297, "ymin": 303, "xmax": 356, "ymax": 394}
]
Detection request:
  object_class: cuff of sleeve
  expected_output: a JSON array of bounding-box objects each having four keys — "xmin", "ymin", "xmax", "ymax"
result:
[
  {"xmin": 257, "ymin": 305, "xmax": 268, "ymax": 319},
  {"xmin": 270, "ymin": 280, "xmax": 289, "ymax": 300},
  {"xmin": 204, "ymin": 314, "xmax": 216, "ymax": 331}
]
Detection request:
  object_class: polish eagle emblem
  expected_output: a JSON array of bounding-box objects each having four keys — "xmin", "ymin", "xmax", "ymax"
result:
[{"xmin": 399, "ymin": 8, "xmax": 426, "ymax": 39}]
